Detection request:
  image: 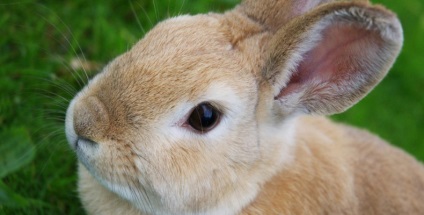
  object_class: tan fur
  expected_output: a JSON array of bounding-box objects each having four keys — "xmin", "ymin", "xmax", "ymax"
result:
[
  {"xmin": 65, "ymin": 0, "xmax": 424, "ymax": 214},
  {"xmin": 242, "ymin": 116, "xmax": 424, "ymax": 214}
]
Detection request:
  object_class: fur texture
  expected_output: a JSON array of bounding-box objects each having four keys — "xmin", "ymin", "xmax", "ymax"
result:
[{"xmin": 65, "ymin": 0, "xmax": 424, "ymax": 214}]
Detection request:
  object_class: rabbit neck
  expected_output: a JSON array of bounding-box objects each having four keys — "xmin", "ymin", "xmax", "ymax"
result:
[{"xmin": 242, "ymin": 116, "xmax": 358, "ymax": 214}]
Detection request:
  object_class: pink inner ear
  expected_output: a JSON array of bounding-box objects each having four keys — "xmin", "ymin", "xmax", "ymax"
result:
[
  {"xmin": 277, "ymin": 24, "xmax": 381, "ymax": 98},
  {"xmin": 293, "ymin": 0, "xmax": 327, "ymax": 17}
]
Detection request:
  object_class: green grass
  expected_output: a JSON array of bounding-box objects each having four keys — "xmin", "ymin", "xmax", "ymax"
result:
[{"xmin": 0, "ymin": 0, "xmax": 423, "ymax": 214}]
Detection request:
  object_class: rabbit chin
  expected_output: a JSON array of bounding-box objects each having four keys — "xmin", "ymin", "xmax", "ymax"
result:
[{"xmin": 115, "ymin": 184, "xmax": 258, "ymax": 215}]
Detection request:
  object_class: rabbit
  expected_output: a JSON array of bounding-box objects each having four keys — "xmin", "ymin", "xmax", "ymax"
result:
[{"xmin": 65, "ymin": 0, "xmax": 424, "ymax": 214}]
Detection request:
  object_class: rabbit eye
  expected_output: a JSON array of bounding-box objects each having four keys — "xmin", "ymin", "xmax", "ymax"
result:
[{"xmin": 187, "ymin": 102, "xmax": 221, "ymax": 133}]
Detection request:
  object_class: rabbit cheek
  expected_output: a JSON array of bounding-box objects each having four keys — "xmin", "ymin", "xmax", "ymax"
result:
[{"xmin": 143, "ymin": 127, "xmax": 261, "ymax": 213}]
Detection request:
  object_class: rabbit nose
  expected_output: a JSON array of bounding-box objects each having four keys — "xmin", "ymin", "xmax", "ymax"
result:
[{"xmin": 73, "ymin": 96, "xmax": 109, "ymax": 143}]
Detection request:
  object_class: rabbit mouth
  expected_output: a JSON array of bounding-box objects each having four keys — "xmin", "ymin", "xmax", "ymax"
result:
[{"xmin": 75, "ymin": 137, "xmax": 98, "ymax": 151}]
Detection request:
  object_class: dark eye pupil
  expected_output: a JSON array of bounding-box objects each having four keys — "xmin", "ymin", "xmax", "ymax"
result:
[{"xmin": 188, "ymin": 102, "xmax": 220, "ymax": 132}]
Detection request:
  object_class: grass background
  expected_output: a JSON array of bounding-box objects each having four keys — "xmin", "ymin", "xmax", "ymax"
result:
[{"xmin": 0, "ymin": 0, "xmax": 423, "ymax": 214}]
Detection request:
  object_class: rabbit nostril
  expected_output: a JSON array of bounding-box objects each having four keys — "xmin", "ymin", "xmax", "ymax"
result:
[{"xmin": 73, "ymin": 96, "xmax": 109, "ymax": 142}]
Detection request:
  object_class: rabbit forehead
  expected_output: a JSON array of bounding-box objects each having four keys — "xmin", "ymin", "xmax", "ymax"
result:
[{"xmin": 131, "ymin": 14, "xmax": 234, "ymax": 62}]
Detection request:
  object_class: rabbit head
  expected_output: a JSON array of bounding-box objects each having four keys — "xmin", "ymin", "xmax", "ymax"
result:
[{"xmin": 65, "ymin": 0, "xmax": 403, "ymax": 214}]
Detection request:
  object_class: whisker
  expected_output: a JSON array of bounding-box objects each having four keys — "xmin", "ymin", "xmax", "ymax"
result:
[
  {"xmin": 41, "ymin": 103, "xmax": 69, "ymax": 111},
  {"xmin": 152, "ymin": 0, "xmax": 159, "ymax": 23},
  {"xmin": 167, "ymin": 0, "xmax": 171, "ymax": 18},
  {"xmin": 32, "ymin": 89, "xmax": 70, "ymax": 103},
  {"xmin": 43, "ymin": 116, "xmax": 66, "ymax": 122},
  {"xmin": 10, "ymin": 38, "xmax": 85, "ymax": 91},
  {"xmin": 31, "ymin": 76, "xmax": 78, "ymax": 97},
  {"xmin": 50, "ymin": 55, "xmax": 92, "ymax": 88},
  {"xmin": 136, "ymin": 2, "xmax": 154, "ymax": 29},
  {"xmin": 179, "ymin": 0, "xmax": 186, "ymax": 16},
  {"xmin": 129, "ymin": 0, "xmax": 146, "ymax": 35},
  {"xmin": 40, "ymin": 106, "xmax": 67, "ymax": 113},
  {"xmin": 35, "ymin": 5, "xmax": 89, "ymax": 86},
  {"xmin": 39, "ymin": 5, "xmax": 91, "ymax": 85}
]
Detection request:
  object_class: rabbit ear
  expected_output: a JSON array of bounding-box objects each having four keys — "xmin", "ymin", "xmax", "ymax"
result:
[
  {"xmin": 263, "ymin": 2, "xmax": 403, "ymax": 115},
  {"xmin": 238, "ymin": 0, "xmax": 334, "ymax": 31}
]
